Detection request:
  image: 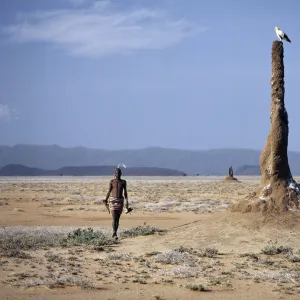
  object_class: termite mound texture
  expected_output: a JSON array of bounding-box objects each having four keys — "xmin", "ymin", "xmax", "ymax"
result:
[
  {"xmin": 230, "ymin": 41, "xmax": 300, "ymax": 214},
  {"xmin": 224, "ymin": 166, "xmax": 238, "ymax": 182}
]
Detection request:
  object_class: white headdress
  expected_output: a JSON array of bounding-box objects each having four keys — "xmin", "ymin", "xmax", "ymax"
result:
[{"xmin": 117, "ymin": 163, "xmax": 126, "ymax": 169}]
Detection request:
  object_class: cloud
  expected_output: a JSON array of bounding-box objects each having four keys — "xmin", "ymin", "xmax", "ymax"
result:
[
  {"xmin": 1, "ymin": 3, "xmax": 203, "ymax": 58},
  {"xmin": 0, "ymin": 104, "xmax": 11, "ymax": 121},
  {"xmin": 0, "ymin": 104, "xmax": 19, "ymax": 122}
]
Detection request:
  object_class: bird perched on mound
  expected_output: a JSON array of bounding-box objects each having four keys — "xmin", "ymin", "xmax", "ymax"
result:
[{"xmin": 274, "ymin": 26, "xmax": 291, "ymax": 43}]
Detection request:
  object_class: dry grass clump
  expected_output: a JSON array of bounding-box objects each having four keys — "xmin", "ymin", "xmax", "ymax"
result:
[
  {"xmin": 185, "ymin": 283, "xmax": 208, "ymax": 292},
  {"xmin": 48, "ymin": 275, "xmax": 94, "ymax": 289},
  {"xmin": 261, "ymin": 242, "xmax": 300, "ymax": 262},
  {"xmin": 1, "ymin": 249, "xmax": 32, "ymax": 259},
  {"xmin": 242, "ymin": 270, "xmax": 300, "ymax": 283},
  {"xmin": 60, "ymin": 228, "xmax": 115, "ymax": 247},
  {"xmin": 261, "ymin": 241, "xmax": 293, "ymax": 255},
  {"xmin": 106, "ymin": 252, "xmax": 133, "ymax": 261},
  {"xmin": 159, "ymin": 266, "xmax": 200, "ymax": 278},
  {"xmin": 199, "ymin": 247, "xmax": 219, "ymax": 258},
  {"xmin": 0, "ymin": 230, "xmax": 64, "ymax": 252},
  {"xmin": 121, "ymin": 225, "xmax": 167, "ymax": 238},
  {"xmin": 173, "ymin": 246, "xmax": 219, "ymax": 258},
  {"xmin": 287, "ymin": 254, "xmax": 300, "ymax": 263},
  {"xmin": 45, "ymin": 252, "xmax": 64, "ymax": 263},
  {"xmin": 6, "ymin": 273, "xmax": 94, "ymax": 290},
  {"xmin": 152, "ymin": 249, "xmax": 192, "ymax": 265}
]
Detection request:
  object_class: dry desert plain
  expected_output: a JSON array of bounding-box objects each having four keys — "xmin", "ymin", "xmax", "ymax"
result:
[{"xmin": 1, "ymin": 175, "xmax": 300, "ymax": 300}]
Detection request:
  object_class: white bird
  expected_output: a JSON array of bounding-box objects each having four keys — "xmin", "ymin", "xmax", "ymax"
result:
[{"xmin": 274, "ymin": 26, "xmax": 291, "ymax": 43}]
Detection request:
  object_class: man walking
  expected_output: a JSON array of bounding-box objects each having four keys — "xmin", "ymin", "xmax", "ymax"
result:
[{"xmin": 103, "ymin": 167, "xmax": 129, "ymax": 240}]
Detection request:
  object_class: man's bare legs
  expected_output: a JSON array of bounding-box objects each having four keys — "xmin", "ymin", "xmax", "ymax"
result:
[{"xmin": 111, "ymin": 211, "xmax": 121, "ymax": 239}]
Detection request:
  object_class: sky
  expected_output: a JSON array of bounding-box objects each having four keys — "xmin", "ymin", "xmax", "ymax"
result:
[{"xmin": 0, "ymin": 0, "xmax": 299, "ymax": 151}]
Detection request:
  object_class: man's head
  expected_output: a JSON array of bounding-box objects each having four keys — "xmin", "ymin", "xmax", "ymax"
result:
[{"xmin": 114, "ymin": 168, "xmax": 122, "ymax": 179}]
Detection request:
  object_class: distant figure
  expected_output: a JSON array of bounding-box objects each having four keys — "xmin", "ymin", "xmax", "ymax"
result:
[
  {"xmin": 103, "ymin": 167, "xmax": 129, "ymax": 240},
  {"xmin": 229, "ymin": 166, "xmax": 234, "ymax": 177},
  {"xmin": 224, "ymin": 165, "xmax": 238, "ymax": 182}
]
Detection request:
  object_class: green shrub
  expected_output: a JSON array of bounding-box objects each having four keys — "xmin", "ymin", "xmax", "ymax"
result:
[
  {"xmin": 59, "ymin": 228, "xmax": 115, "ymax": 247},
  {"xmin": 262, "ymin": 243, "xmax": 292, "ymax": 255}
]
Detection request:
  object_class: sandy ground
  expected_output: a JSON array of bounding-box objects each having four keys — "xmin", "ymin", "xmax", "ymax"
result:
[{"xmin": 1, "ymin": 176, "xmax": 300, "ymax": 300}]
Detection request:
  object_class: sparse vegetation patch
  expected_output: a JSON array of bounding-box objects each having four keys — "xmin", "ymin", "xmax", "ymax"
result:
[
  {"xmin": 262, "ymin": 241, "xmax": 293, "ymax": 255},
  {"xmin": 121, "ymin": 225, "xmax": 167, "ymax": 238},
  {"xmin": 0, "ymin": 231, "xmax": 63, "ymax": 252},
  {"xmin": 185, "ymin": 283, "xmax": 208, "ymax": 292},
  {"xmin": 153, "ymin": 250, "xmax": 191, "ymax": 265},
  {"xmin": 59, "ymin": 227, "xmax": 115, "ymax": 247}
]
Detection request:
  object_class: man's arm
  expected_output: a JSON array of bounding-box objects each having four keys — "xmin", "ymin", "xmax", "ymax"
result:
[
  {"xmin": 124, "ymin": 180, "xmax": 129, "ymax": 209},
  {"xmin": 103, "ymin": 180, "xmax": 113, "ymax": 206}
]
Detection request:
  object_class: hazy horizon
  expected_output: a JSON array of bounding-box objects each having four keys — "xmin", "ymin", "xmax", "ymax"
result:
[
  {"xmin": 1, "ymin": 0, "xmax": 299, "ymax": 151},
  {"xmin": 3, "ymin": 143, "xmax": 300, "ymax": 156},
  {"xmin": 0, "ymin": 143, "xmax": 272, "ymax": 152}
]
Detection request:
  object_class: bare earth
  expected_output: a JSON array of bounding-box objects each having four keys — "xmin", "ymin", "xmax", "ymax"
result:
[{"xmin": 1, "ymin": 176, "xmax": 300, "ymax": 300}]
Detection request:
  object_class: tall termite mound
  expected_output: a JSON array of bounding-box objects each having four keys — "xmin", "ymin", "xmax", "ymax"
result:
[{"xmin": 230, "ymin": 41, "xmax": 300, "ymax": 214}]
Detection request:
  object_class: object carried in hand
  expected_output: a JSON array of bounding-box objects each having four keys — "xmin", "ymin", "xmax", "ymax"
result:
[
  {"xmin": 102, "ymin": 199, "xmax": 110, "ymax": 214},
  {"xmin": 125, "ymin": 207, "xmax": 133, "ymax": 214}
]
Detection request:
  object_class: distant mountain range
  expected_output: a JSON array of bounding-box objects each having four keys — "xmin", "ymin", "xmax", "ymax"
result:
[
  {"xmin": 0, "ymin": 164, "xmax": 186, "ymax": 176},
  {"xmin": 235, "ymin": 165, "xmax": 261, "ymax": 176},
  {"xmin": 1, "ymin": 144, "xmax": 300, "ymax": 175}
]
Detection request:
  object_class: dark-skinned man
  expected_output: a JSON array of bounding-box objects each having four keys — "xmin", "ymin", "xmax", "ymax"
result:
[{"xmin": 103, "ymin": 167, "xmax": 129, "ymax": 240}]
